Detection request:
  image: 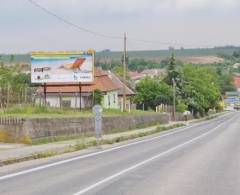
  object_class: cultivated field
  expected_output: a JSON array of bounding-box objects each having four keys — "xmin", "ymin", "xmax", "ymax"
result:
[{"xmin": 1, "ymin": 47, "xmax": 239, "ymax": 65}]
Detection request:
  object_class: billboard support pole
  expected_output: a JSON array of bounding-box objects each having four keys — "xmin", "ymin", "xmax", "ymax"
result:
[
  {"xmin": 79, "ymin": 82, "xmax": 82, "ymax": 111},
  {"xmin": 43, "ymin": 83, "xmax": 47, "ymax": 106}
]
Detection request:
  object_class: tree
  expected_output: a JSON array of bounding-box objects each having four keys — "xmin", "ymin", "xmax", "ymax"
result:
[
  {"xmin": 233, "ymin": 51, "xmax": 240, "ymax": 58},
  {"xmin": 0, "ymin": 66, "xmax": 30, "ymax": 107},
  {"xmin": 92, "ymin": 89, "xmax": 103, "ymax": 105},
  {"xmin": 134, "ymin": 77, "xmax": 172, "ymax": 110},
  {"xmin": 181, "ymin": 65, "xmax": 221, "ymax": 116},
  {"xmin": 165, "ymin": 53, "xmax": 183, "ymax": 87},
  {"xmin": 113, "ymin": 66, "xmax": 130, "ymax": 80},
  {"xmin": 218, "ymin": 74, "xmax": 236, "ymax": 94},
  {"xmin": 10, "ymin": 54, "xmax": 15, "ymax": 63}
]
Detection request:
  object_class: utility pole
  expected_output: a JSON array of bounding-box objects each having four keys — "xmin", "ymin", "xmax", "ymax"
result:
[
  {"xmin": 172, "ymin": 78, "xmax": 176, "ymax": 121},
  {"xmin": 123, "ymin": 32, "xmax": 127, "ymax": 112}
]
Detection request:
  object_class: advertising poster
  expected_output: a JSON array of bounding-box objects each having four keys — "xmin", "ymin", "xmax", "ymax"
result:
[{"xmin": 31, "ymin": 51, "xmax": 94, "ymax": 83}]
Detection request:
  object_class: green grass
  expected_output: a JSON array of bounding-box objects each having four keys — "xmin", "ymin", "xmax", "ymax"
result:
[{"xmin": 0, "ymin": 105, "xmax": 157, "ymax": 119}]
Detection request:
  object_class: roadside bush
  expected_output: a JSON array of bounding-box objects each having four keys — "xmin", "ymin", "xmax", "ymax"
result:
[
  {"xmin": 20, "ymin": 135, "xmax": 32, "ymax": 145},
  {"xmin": 176, "ymin": 101, "xmax": 187, "ymax": 113}
]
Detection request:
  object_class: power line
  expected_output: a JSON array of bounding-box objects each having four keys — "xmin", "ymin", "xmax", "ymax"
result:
[
  {"xmin": 27, "ymin": 0, "xmax": 122, "ymax": 40},
  {"xmin": 27, "ymin": 0, "xmax": 213, "ymax": 48}
]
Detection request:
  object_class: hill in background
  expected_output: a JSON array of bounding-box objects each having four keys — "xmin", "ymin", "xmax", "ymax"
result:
[
  {"xmin": 0, "ymin": 46, "xmax": 239, "ymax": 65},
  {"xmin": 97, "ymin": 47, "xmax": 240, "ymax": 64}
]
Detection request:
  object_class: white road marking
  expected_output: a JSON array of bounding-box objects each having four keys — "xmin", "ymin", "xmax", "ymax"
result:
[
  {"xmin": 0, "ymin": 112, "xmax": 232, "ymax": 181},
  {"xmin": 73, "ymin": 114, "xmax": 237, "ymax": 195}
]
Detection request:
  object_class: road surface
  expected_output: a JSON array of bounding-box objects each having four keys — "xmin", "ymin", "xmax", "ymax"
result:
[{"xmin": 0, "ymin": 112, "xmax": 239, "ymax": 195}]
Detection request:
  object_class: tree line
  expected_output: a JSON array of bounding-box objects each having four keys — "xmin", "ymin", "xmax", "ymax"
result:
[{"xmin": 133, "ymin": 54, "xmax": 235, "ymax": 117}]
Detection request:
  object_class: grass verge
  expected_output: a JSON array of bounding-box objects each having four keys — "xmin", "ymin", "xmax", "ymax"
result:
[{"xmin": 0, "ymin": 105, "xmax": 157, "ymax": 119}]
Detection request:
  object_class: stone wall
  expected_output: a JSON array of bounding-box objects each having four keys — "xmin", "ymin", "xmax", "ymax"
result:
[
  {"xmin": 171, "ymin": 113, "xmax": 194, "ymax": 121},
  {"xmin": 0, "ymin": 113, "xmax": 170, "ymax": 142}
]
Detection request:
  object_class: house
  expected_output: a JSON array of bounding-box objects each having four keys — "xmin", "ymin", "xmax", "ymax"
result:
[
  {"xmin": 233, "ymin": 76, "xmax": 240, "ymax": 92},
  {"xmin": 141, "ymin": 69, "xmax": 166, "ymax": 79},
  {"xmin": 233, "ymin": 63, "xmax": 240, "ymax": 69},
  {"xmin": 36, "ymin": 69, "xmax": 120, "ymax": 109},
  {"xmin": 107, "ymin": 71, "xmax": 135, "ymax": 110},
  {"xmin": 129, "ymin": 69, "xmax": 167, "ymax": 85},
  {"xmin": 129, "ymin": 71, "xmax": 145, "ymax": 84},
  {"xmin": 224, "ymin": 76, "xmax": 240, "ymax": 108}
]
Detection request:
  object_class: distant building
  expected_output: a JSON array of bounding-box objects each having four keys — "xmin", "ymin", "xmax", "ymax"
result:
[
  {"xmin": 107, "ymin": 71, "xmax": 135, "ymax": 110},
  {"xmin": 129, "ymin": 71, "xmax": 145, "ymax": 84},
  {"xmin": 141, "ymin": 69, "xmax": 167, "ymax": 79},
  {"xmin": 224, "ymin": 76, "xmax": 240, "ymax": 108},
  {"xmin": 233, "ymin": 63, "xmax": 240, "ymax": 69},
  {"xmin": 129, "ymin": 69, "xmax": 166, "ymax": 85},
  {"xmin": 233, "ymin": 76, "xmax": 240, "ymax": 92}
]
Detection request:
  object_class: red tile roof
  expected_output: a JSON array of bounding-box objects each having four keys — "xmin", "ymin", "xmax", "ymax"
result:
[
  {"xmin": 37, "ymin": 69, "xmax": 120, "ymax": 93},
  {"xmin": 129, "ymin": 71, "xmax": 145, "ymax": 80},
  {"xmin": 234, "ymin": 76, "xmax": 240, "ymax": 89},
  {"xmin": 108, "ymin": 71, "xmax": 135, "ymax": 96}
]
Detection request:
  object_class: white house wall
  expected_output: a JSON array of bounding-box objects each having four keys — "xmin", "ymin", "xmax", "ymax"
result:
[
  {"xmin": 103, "ymin": 91, "xmax": 119, "ymax": 109},
  {"xmin": 36, "ymin": 95, "xmax": 86, "ymax": 108},
  {"xmin": 36, "ymin": 92, "xmax": 119, "ymax": 109}
]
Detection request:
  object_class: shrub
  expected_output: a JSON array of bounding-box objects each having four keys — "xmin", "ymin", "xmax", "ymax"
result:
[{"xmin": 21, "ymin": 135, "xmax": 32, "ymax": 145}]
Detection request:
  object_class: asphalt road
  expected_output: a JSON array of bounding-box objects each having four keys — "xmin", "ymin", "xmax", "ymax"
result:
[{"xmin": 0, "ymin": 112, "xmax": 239, "ymax": 195}]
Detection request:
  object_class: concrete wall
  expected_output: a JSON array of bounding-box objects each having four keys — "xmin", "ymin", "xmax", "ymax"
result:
[
  {"xmin": 0, "ymin": 113, "xmax": 170, "ymax": 142},
  {"xmin": 171, "ymin": 113, "xmax": 194, "ymax": 121}
]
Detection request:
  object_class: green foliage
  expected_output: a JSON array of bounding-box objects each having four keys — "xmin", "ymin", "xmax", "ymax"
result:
[
  {"xmin": 233, "ymin": 50, "xmax": 240, "ymax": 58},
  {"xmin": 181, "ymin": 64, "xmax": 221, "ymax": 115},
  {"xmin": 92, "ymin": 89, "xmax": 103, "ymax": 105},
  {"xmin": 128, "ymin": 59, "xmax": 163, "ymax": 71},
  {"xmin": 96, "ymin": 47, "xmax": 240, "ymax": 62},
  {"xmin": 176, "ymin": 101, "xmax": 187, "ymax": 113},
  {"xmin": 133, "ymin": 61, "xmax": 221, "ymax": 115},
  {"xmin": 97, "ymin": 59, "xmax": 165, "ymax": 72},
  {"xmin": 134, "ymin": 77, "xmax": 172, "ymax": 110},
  {"xmin": 21, "ymin": 135, "xmax": 32, "ymax": 145},
  {"xmin": 1, "ymin": 105, "xmax": 65, "ymax": 115},
  {"xmin": 10, "ymin": 54, "xmax": 15, "ymax": 62},
  {"xmin": 218, "ymin": 73, "xmax": 236, "ymax": 93},
  {"xmin": 112, "ymin": 66, "xmax": 130, "ymax": 80},
  {"xmin": 0, "ymin": 65, "xmax": 31, "ymax": 107},
  {"xmin": 164, "ymin": 53, "xmax": 183, "ymax": 87}
]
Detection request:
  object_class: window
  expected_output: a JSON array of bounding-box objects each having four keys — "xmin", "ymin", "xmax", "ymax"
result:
[{"xmin": 62, "ymin": 100, "xmax": 71, "ymax": 108}]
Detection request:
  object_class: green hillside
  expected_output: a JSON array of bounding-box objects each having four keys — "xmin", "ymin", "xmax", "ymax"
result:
[
  {"xmin": 97, "ymin": 47, "xmax": 240, "ymax": 61},
  {"xmin": 0, "ymin": 47, "xmax": 239, "ymax": 64}
]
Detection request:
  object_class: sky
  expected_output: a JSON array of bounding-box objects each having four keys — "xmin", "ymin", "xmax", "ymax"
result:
[{"xmin": 1, "ymin": 0, "xmax": 240, "ymax": 53}]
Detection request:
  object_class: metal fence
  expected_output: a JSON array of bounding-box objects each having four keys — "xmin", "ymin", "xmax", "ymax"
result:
[{"xmin": 0, "ymin": 86, "xmax": 36, "ymax": 108}]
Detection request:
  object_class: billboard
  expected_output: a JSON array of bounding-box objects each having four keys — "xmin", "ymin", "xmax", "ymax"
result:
[{"xmin": 31, "ymin": 51, "xmax": 94, "ymax": 83}]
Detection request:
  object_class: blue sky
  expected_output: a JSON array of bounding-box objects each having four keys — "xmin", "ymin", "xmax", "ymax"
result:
[{"xmin": 1, "ymin": 0, "xmax": 240, "ymax": 53}]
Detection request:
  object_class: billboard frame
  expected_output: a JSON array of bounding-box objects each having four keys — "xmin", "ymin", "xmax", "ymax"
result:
[
  {"xmin": 31, "ymin": 50, "xmax": 95, "ymax": 84},
  {"xmin": 30, "ymin": 49, "xmax": 95, "ymax": 110}
]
